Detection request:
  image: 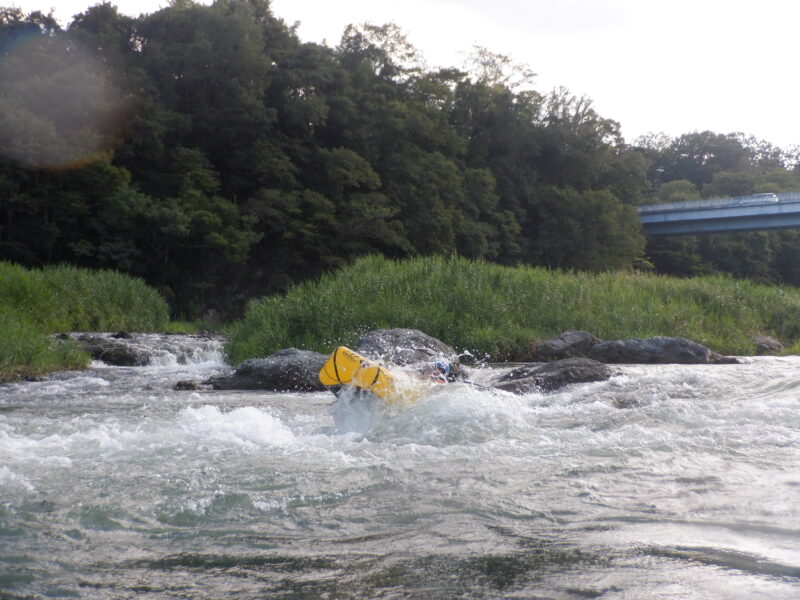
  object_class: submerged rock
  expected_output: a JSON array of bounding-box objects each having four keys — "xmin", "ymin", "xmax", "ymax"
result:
[
  {"xmin": 174, "ymin": 380, "xmax": 204, "ymax": 391},
  {"xmin": 532, "ymin": 330, "xmax": 600, "ymax": 361},
  {"xmin": 588, "ymin": 336, "xmax": 737, "ymax": 365},
  {"xmin": 205, "ymin": 348, "xmax": 327, "ymax": 391},
  {"xmin": 491, "ymin": 358, "xmax": 614, "ymax": 394},
  {"xmin": 355, "ymin": 328, "xmax": 457, "ymax": 367}
]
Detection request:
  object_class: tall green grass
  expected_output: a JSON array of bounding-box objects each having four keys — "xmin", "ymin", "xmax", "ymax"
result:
[
  {"xmin": 0, "ymin": 262, "xmax": 169, "ymax": 332},
  {"xmin": 0, "ymin": 309, "xmax": 88, "ymax": 379},
  {"xmin": 226, "ymin": 255, "xmax": 800, "ymax": 363},
  {"xmin": 0, "ymin": 262, "xmax": 170, "ymax": 381}
]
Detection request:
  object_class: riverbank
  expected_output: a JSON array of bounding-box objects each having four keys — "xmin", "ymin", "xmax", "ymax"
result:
[
  {"xmin": 6, "ymin": 255, "xmax": 799, "ymax": 382},
  {"xmin": 227, "ymin": 255, "xmax": 800, "ymax": 363},
  {"xmin": 0, "ymin": 262, "xmax": 170, "ymax": 382}
]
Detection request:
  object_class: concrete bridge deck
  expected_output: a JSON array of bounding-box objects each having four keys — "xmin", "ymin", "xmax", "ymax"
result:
[{"xmin": 637, "ymin": 192, "xmax": 800, "ymax": 235}]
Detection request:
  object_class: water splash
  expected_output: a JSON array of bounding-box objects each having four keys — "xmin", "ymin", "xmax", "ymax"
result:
[
  {"xmin": 177, "ymin": 405, "xmax": 296, "ymax": 448},
  {"xmin": 2, "ymin": 341, "xmax": 800, "ymax": 599}
]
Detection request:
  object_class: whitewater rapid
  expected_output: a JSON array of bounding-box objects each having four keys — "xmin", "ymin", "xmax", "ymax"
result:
[{"xmin": 1, "ymin": 335, "xmax": 799, "ymax": 599}]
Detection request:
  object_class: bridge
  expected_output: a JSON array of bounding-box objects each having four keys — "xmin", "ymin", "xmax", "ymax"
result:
[{"xmin": 637, "ymin": 192, "xmax": 800, "ymax": 236}]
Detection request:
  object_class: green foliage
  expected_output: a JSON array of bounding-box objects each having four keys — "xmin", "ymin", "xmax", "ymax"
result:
[
  {"xmin": 2, "ymin": 1, "xmax": 800, "ymax": 322},
  {"xmin": 704, "ymin": 171, "xmax": 758, "ymax": 198},
  {"xmin": 0, "ymin": 1, "xmax": 651, "ymax": 318},
  {"xmin": 163, "ymin": 320, "xmax": 199, "ymax": 334},
  {"xmin": 0, "ymin": 309, "xmax": 88, "ymax": 382},
  {"xmin": 531, "ymin": 186, "xmax": 645, "ymax": 270},
  {"xmin": 655, "ymin": 180, "xmax": 700, "ymax": 203},
  {"xmin": 0, "ymin": 261, "xmax": 169, "ymax": 331},
  {"xmin": 0, "ymin": 261, "xmax": 170, "ymax": 379},
  {"xmin": 226, "ymin": 255, "xmax": 800, "ymax": 363}
]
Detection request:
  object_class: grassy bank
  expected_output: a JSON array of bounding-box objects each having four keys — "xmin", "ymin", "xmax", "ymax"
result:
[
  {"xmin": 226, "ymin": 255, "xmax": 800, "ymax": 363},
  {"xmin": 0, "ymin": 262, "xmax": 170, "ymax": 381}
]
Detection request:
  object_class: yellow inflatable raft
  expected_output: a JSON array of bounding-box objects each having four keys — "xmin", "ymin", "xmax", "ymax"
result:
[{"xmin": 319, "ymin": 346, "xmax": 425, "ymax": 405}]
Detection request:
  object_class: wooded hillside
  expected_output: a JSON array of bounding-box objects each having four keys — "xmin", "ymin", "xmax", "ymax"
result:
[{"xmin": 2, "ymin": 1, "xmax": 799, "ymax": 317}]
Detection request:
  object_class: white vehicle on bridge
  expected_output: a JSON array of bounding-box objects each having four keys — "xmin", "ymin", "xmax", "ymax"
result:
[{"xmin": 737, "ymin": 193, "xmax": 779, "ymax": 206}]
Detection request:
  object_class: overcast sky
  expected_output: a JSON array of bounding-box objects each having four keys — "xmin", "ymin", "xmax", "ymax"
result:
[{"xmin": 12, "ymin": 0, "xmax": 799, "ymax": 149}]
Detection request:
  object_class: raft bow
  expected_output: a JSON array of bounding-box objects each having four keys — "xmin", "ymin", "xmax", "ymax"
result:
[{"xmin": 319, "ymin": 346, "xmax": 424, "ymax": 405}]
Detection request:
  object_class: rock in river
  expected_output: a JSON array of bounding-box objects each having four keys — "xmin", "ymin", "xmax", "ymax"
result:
[
  {"xmin": 587, "ymin": 336, "xmax": 737, "ymax": 364},
  {"xmin": 78, "ymin": 335, "xmax": 150, "ymax": 367},
  {"xmin": 531, "ymin": 330, "xmax": 600, "ymax": 361},
  {"xmin": 355, "ymin": 328, "xmax": 458, "ymax": 366},
  {"xmin": 205, "ymin": 348, "xmax": 328, "ymax": 391},
  {"xmin": 491, "ymin": 358, "xmax": 615, "ymax": 394},
  {"xmin": 752, "ymin": 335, "xmax": 783, "ymax": 355}
]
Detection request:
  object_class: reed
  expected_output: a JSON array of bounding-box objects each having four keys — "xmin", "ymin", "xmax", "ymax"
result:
[
  {"xmin": 226, "ymin": 255, "xmax": 800, "ymax": 363},
  {"xmin": 0, "ymin": 310, "xmax": 88, "ymax": 381},
  {"xmin": 0, "ymin": 262, "xmax": 170, "ymax": 381},
  {"xmin": 3, "ymin": 263, "xmax": 170, "ymax": 332}
]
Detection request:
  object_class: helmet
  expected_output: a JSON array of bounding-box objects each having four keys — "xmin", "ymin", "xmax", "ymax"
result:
[{"xmin": 434, "ymin": 361, "xmax": 451, "ymax": 376}]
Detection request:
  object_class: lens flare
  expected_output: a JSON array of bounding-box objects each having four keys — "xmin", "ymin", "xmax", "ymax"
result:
[{"xmin": 0, "ymin": 32, "xmax": 129, "ymax": 170}]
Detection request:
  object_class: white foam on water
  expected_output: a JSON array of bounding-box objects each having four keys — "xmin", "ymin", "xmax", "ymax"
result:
[
  {"xmin": 0, "ymin": 465, "xmax": 35, "ymax": 492},
  {"xmin": 0, "ymin": 423, "xmax": 75, "ymax": 466},
  {"xmin": 330, "ymin": 389, "xmax": 394, "ymax": 434},
  {"xmin": 3, "ymin": 347, "xmax": 800, "ymax": 599},
  {"xmin": 252, "ymin": 497, "xmax": 290, "ymax": 512},
  {"xmin": 329, "ymin": 380, "xmax": 541, "ymax": 453},
  {"xmin": 177, "ymin": 405, "xmax": 297, "ymax": 448},
  {"xmin": 0, "ymin": 405, "xmax": 297, "ymax": 472},
  {"xmin": 145, "ymin": 347, "xmax": 225, "ymax": 368},
  {"xmin": 72, "ymin": 376, "xmax": 112, "ymax": 387},
  {"xmin": 73, "ymin": 332, "xmax": 226, "ymax": 368},
  {"xmin": 188, "ymin": 358, "xmax": 799, "ymax": 489},
  {"xmin": 1, "ymin": 375, "xmax": 112, "ymax": 399}
]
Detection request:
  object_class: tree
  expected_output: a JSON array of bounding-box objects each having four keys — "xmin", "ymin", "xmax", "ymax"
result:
[
  {"xmin": 318, "ymin": 147, "xmax": 409, "ymax": 257},
  {"xmin": 646, "ymin": 131, "xmax": 753, "ymax": 188},
  {"xmin": 531, "ymin": 186, "xmax": 644, "ymax": 271},
  {"xmin": 337, "ymin": 23, "xmax": 424, "ymax": 81},
  {"xmin": 9, "ymin": 1, "xmax": 782, "ymax": 319},
  {"xmin": 703, "ymin": 171, "xmax": 758, "ymax": 198},
  {"xmin": 0, "ymin": 19, "xmax": 124, "ymax": 170},
  {"xmin": 655, "ymin": 179, "xmax": 700, "ymax": 203},
  {"xmin": 464, "ymin": 46, "xmax": 536, "ymax": 90}
]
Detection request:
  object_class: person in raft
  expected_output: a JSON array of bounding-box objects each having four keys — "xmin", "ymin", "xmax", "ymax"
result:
[
  {"xmin": 319, "ymin": 346, "xmax": 462, "ymax": 404},
  {"xmin": 421, "ymin": 360, "xmax": 457, "ymax": 383}
]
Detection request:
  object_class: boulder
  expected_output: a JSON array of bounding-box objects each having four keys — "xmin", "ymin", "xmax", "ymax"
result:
[
  {"xmin": 174, "ymin": 380, "xmax": 203, "ymax": 391},
  {"xmin": 587, "ymin": 336, "xmax": 738, "ymax": 364},
  {"xmin": 355, "ymin": 328, "xmax": 457, "ymax": 367},
  {"xmin": 491, "ymin": 358, "xmax": 614, "ymax": 394},
  {"xmin": 205, "ymin": 348, "xmax": 328, "ymax": 391},
  {"xmin": 532, "ymin": 330, "xmax": 600, "ymax": 361},
  {"xmin": 752, "ymin": 335, "xmax": 783, "ymax": 355},
  {"xmin": 78, "ymin": 335, "xmax": 149, "ymax": 367}
]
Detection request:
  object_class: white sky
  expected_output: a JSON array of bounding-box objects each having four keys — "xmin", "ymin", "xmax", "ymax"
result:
[{"xmin": 11, "ymin": 0, "xmax": 800, "ymax": 149}]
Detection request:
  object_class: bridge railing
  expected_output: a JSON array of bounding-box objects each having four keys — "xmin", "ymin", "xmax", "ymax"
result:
[{"xmin": 637, "ymin": 192, "xmax": 800, "ymax": 215}]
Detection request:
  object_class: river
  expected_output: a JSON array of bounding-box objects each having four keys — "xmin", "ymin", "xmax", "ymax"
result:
[{"xmin": 1, "ymin": 334, "xmax": 799, "ymax": 599}]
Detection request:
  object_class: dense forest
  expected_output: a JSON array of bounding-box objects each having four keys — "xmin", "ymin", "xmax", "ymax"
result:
[{"xmin": 2, "ymin": 0, "xmax": 800, "ymax": 318}]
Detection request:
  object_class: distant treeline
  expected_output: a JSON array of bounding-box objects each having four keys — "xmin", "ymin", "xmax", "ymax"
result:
[{"xmin": 2, "ymin": 1, "xmax": 800, "ymax": 317}]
